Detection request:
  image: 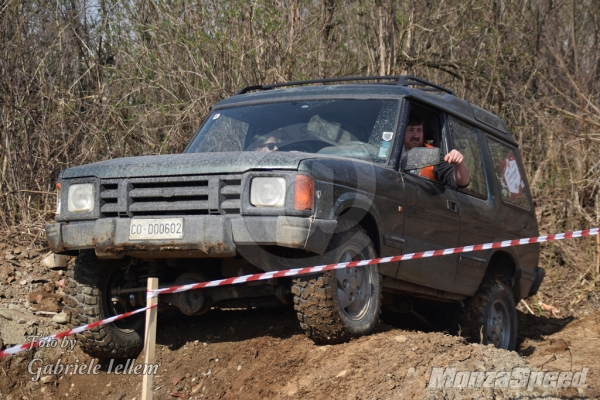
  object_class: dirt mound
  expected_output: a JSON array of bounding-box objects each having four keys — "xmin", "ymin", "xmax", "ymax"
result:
[
  {"xmin": 1, "ymin": 306, "xmax": 598, "ymax": 399},
  {"xmin": 0, "ymin": 232, "xmax": 599, "ymax": 399}
]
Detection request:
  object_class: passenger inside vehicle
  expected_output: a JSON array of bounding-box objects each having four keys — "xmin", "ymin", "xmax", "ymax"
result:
[{"xmin": 248, "ymin": 132, "xmax": 281, "ymax": 152}]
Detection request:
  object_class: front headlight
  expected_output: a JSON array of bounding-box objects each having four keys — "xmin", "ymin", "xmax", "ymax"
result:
[
  {"xmin": 250, "ymin": 177, "xmax": 286, "ymax": 207},
  {"xmin": 67, "ymin": 183, "xmax": 95, "ymax": 212}
]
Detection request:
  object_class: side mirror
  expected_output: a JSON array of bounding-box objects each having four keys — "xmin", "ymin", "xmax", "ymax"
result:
[{"xmin": 401, "ymin": 147, "xmax": 442, "ymax": 170}]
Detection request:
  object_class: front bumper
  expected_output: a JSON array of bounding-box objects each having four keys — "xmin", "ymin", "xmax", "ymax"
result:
[{"xmin": 46, "ymin": 215, "xmax": 337, "ymax": 258}]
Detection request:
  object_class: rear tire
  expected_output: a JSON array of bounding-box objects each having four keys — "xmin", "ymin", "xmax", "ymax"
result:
[
  {"xmin": 460, "ymin": 275, "xmax": 517, "ymax": 350},
  {"xmin": 63, "ymin": 250, "xmax": 144, "ymax": 359},
  {"xmin": 292, "ymin": 223, "xmax": 382, "ymax": 344}
]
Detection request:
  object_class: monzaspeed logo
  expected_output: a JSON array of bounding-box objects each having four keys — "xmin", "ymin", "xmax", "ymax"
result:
[{"xmin": 427, "ymin": 367, "xmax": 588, "ymax": 391}]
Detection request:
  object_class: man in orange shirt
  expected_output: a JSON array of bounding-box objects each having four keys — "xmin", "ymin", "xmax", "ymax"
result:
[{"xmin": 403, "ymin": 115, "xmax": 470, "ymax": 189}]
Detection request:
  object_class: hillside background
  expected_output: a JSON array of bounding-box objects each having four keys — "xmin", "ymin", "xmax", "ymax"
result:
[{"xmin": 1, "ymin": 0, "xmax": 599, "ymax": 307}]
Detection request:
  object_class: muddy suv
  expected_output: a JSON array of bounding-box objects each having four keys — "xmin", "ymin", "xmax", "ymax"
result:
[{"xmin": 47, "ymin": 76, "xmax": 544, "ymax": 359}]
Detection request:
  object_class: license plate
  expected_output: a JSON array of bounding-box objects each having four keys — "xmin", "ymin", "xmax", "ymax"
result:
[{"xmin": 129, "ymin": 218, "xmax": 184, "ymax": 240}]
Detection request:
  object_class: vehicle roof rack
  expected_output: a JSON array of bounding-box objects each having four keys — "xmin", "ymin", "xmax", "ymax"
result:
[
  {"xmin": 235, "ymin": 75, "xmax": 455, "ymax": 96},
  {"xmin": 396, "ymin": 76, "xmax": 455, "ymax": 95}
]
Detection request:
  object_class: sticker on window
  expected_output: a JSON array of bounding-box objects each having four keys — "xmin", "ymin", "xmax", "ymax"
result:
[
  {"xmin": 212, "ymin": 113, "xmax": 221, "ymax": 120},
  {"xmin": 379, "ymin": 141, "xmax": 391, "ymax": 158},
  {"xmin": 487, "ymin": 138, "xmax": 529, "ymax": 209},
  {"xmin": 382, "ymin": 131, "xmax": 393, "ymax": 141},
  {"xmin": 501, "ymin": 151, "xmax": 524, "ymax": 198}
]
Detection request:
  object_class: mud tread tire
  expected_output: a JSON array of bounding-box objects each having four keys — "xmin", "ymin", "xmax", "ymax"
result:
[
  {"xmin": 63, "ymin": 250, "xmax": 144, "ymax": 360},
  {"xmin": 292, "ymin": 222, "xmax": 382, "ymax": 344},
  {"xmin": 460, "ymin": 275, "xmax": 517, "ymax": 350}
]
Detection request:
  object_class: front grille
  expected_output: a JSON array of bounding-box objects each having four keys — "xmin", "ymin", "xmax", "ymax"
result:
[
  {"xmin": 220, "ymin": 177, "xmax": 242, "ymax": 213},
  {"xmin": 100, "ymin": 175, "xmax": 242, "ymax": 217},
  {"xmin": 129, "ymin": 177, "xmax": 210, "ymax": 215},
  {"xmin": 100, "ymin": 181, "xmax": 119, "ymax": 217}
]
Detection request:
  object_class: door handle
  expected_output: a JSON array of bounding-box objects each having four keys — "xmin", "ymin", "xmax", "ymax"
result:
[{"xmin": 447, "ymin": 200, "xmax": 458, "ymax": 212}]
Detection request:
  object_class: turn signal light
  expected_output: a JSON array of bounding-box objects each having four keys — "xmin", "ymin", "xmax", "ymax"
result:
[
  {"xmin": 294, "ymin": 175, "xmax": 314, "ymax": 210},
  {"xmin": 55, "ymin": 182, "xmax": 62, "ymax": 215}
]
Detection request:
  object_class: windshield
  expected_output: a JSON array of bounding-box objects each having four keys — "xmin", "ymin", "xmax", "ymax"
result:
[{"xmin": 186, "ymin": 99, "xmax": 399, "ymax": 163}]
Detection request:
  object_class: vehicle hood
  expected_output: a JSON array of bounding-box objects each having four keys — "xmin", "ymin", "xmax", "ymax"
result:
[{"xmin": 60, "ymin": 152, "xmax": 322, "ymax": 179}]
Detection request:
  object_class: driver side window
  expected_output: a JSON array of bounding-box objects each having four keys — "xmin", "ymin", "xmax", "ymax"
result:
[{"xmin": 401, "ymin": 104, "xmax": 445, "ymax": 182}]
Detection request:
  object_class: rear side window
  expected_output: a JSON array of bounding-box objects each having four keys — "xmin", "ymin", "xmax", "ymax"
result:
[
  {"xmin": 487, "ymin": 137, "xmax": 530, "ymax": 209},
  {"xmin": 447, "ymin": 116, "xmax": 487, "ymax": 199}
]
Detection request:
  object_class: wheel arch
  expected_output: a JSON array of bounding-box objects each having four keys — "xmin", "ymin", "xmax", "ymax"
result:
[
  {"xmin": 485, "ymin": 249, "xmax": 522, "ymax": 300},
  {"xmin": 335, "ymin": 204, "xmax": 382, "ymax": 258}
]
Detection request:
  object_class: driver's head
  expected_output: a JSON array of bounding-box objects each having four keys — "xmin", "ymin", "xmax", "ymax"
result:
[
  {"xmin": 404, "ymin": 114, "xmax": 424, "ymax": 151},
  {"xmin": 249, "ymin": 133, "xmax": 280, "ymax": 152}
]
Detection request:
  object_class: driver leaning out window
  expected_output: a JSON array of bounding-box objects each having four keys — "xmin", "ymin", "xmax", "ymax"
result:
[{"xmin": 402, "ymin": 114, "xmax": 470, "ymax": 189}]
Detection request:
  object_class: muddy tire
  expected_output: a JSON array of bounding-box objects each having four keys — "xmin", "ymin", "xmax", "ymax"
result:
[
  {"xmin": 460, "ymin": 275, "xmax": 517, "ymax": 350},
  {"xmin": 292, "ymin": 223, "xmax": 382, "ymax": 344},
  {"xmin": 63, "ymin": 250, "xmax": 144, "ymax": 359}
]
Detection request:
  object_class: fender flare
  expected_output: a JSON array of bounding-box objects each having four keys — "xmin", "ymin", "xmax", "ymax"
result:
[{"xmin": 330, "ymin": 191, "xmax": 383, "ymax": 254}]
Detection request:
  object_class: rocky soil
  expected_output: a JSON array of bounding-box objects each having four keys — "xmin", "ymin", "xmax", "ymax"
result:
[{"xmin": 0, "ymin": 233, "xmax": 598, "ymax": 399}]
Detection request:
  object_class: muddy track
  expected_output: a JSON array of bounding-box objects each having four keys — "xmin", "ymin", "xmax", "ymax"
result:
[{"xmin": 0, "ymin": 239, "xmax": 599, "ymax": 399}]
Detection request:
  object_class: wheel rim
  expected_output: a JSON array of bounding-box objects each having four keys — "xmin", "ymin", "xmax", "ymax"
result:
[
  {"xmin": 335, "ymin": 245, "xmax": 372, "ymax": 320},
  {"xmin": 486, "ymin": 298, "xmax": 511, "ymax": 348}
]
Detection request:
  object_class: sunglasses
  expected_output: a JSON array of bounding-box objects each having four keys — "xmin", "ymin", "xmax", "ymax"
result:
[{"xmin": 260, "ymin": 143, "xmax": 278, "ymax": 150}]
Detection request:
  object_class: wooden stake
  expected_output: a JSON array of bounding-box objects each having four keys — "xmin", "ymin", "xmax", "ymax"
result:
[
  {"xmin": 596, "ymin": 234, "xmax": 599, "ymax": 276},
  {"xmin": 141, "ymin": 278, "xmax": 158, "ymax": 400},
  {"xmin": 596, "ymin": 195, "xmax": 600, "ymax": 279},
  {"xmin": 519, "ymin": 299, "xmax": 535, "ymax": 315}
]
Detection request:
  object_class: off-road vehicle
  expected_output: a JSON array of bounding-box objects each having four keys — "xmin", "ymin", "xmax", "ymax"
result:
[{"xmin": 47, "ymin": 76, "xmax": 544, "ymax": 358}]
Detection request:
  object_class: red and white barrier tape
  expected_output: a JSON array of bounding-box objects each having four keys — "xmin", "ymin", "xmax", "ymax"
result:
[
  {"xmin": 1, "ymin": 227, "xmax": 597, "ymax": 359},
  {"xmin": 149, "ymin": 227, "xmax": 599, "ymax": 297},
  {"xmin": 0, "ymin": 304, "xmax": 156, "ymax": 359}
]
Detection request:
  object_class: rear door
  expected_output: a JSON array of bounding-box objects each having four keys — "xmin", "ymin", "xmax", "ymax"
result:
[{"xmin": 446, "ymin": 115, "xmax": 496, "ymax": 295}]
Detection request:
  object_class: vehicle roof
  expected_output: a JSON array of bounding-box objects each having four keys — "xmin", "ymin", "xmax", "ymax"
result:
[{"xmin": 214, "ymin": 81, "xmax": 513, "ymax": 140}]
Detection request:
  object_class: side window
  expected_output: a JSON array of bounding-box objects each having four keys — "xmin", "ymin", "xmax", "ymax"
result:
[
  {"xmin": 447, "ymin": 116, "xmax": 487, "ymax": 199},
  {"xmin": 400, "ymin": 104, "xmax": 445, "ymax": 182},
  {"xmin": 486, "ymin": 137, "xmax": 530, "ymax": 209}
]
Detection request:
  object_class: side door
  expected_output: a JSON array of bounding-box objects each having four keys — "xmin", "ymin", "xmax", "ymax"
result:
[
  {"xmin": 395, "ymin": 104, "xmax": 461, "ymax": 293},
  {"xmin": 446, "ymin": 115, "xmax": 497, "ymax": 295}
]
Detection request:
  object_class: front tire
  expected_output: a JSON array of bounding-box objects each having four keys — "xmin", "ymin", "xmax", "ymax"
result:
[
  {"xmin": 292, "ymin": 223, "xmax": 382, "ymax": 344},
  {"xmin": 460, "ymin": 275, "xmax": 517, "ymax": 350},
  {"xmin": 64, "ymin": 250, "xmax": 144, "ymax": 359}
]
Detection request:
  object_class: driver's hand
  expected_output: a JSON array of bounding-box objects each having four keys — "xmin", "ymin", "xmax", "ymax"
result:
[{"xmin": 444, "ymin": 149, "xmax": 464, "ymax": 165}]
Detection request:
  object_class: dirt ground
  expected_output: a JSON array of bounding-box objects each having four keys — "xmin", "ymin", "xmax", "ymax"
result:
[{"xmin": 0, "ymin": 232, "xmax": 599, "ymax": 399}]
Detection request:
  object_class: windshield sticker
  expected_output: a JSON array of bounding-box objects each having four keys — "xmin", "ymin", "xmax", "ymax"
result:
[
  {"xmin": 502, "ymin": 151, "xmax": 522, "ymax": 195},
  {"xmin": 378, "ymin": 141, "xmax": 391, "ymax": 158},
  {"xmin": 212, "ymin": 113, "xmax": 220, "ymax": 120},
  {"xmin": 382, "ymin": 131, "xmax": 393, "ymax": 141}
]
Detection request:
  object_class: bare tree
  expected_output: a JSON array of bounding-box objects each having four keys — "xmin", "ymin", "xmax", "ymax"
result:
[{"xmin": 1, "ymin": 0, "xmax": 600, "ymax": 281}]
